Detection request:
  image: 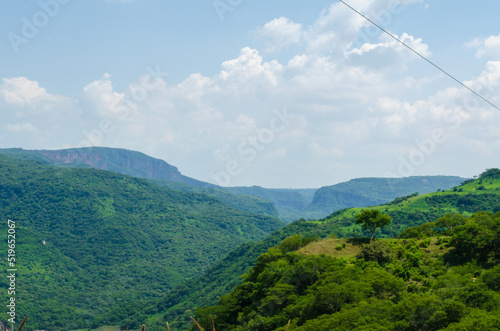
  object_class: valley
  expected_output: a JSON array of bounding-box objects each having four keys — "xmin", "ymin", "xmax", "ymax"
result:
[{"xmin": 0, "ymin": 148, "xmax": 497, "ymax": 330}]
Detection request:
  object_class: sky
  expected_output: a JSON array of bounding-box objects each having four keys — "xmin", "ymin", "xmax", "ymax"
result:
[{"xmin": 1, "ymin": 0, "xmax": 499, "ymax": 188}]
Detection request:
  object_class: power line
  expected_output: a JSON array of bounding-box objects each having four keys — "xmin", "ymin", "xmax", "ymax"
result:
[{"xmin": 339, "ymin": 0, "xmax": 500, "ymax": 112}]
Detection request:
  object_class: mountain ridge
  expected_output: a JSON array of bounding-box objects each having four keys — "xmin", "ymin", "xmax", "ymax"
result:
[{"xmin": 1, "ymin": 147, "xmax": 466, "ymax": 223}]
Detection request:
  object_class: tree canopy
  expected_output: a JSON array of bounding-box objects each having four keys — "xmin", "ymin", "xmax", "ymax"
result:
[{"xmin": 355, "ymin": 209, "xmax": 392, "ymax": 240}]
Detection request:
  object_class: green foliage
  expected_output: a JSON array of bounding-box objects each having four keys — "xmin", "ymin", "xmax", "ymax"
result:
[
  {"xmin": 444, "ymin": 212, "xmax": 500, "ymax": 265},
  {"xmin": 386, "ymin": 192, "xmax": 419, "ymax": 205},
  {"xmin": 398, "ymin": 222, "xmax": 437, "ymax": 239},
  {"xmin": 356, "ymin": 240, "xmax": 393, "ymax": 264},
  {"xmin": 0, "ymin": 155, "xmax": 284, "ymax": 330},
  {"xmin": 147, "ymin": 220, "xmax": 344, "ymax": 329},
  {"xmin": 192, "ymin": 217, "xmax": 500, "ymax": 331},
  {"xmin": 152, "ymin": 172, "xmax": 500, "ymax": 329},
  {"xmin": 151, "ymin": 172, "xmax": 500, "ymax": 329},
  {"xmin": 278, "ymin": 234, "xmax": 319, "ymax": 253},
  {"xmin": 306, "ymin": 176, "xmax": 464, "ymax": 219},
  {"xmin": 435, "ymin": 214, "xmax": 467, "ymax": 234},
  {"xmin": 355, "ymin": 209, "xmax": 392, "ymax": 240},
  {"xmin": 321, "ymin": 169, "xmax": 500, "ymax": 239}
]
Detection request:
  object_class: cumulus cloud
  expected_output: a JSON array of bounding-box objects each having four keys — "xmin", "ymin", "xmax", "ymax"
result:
[
  {"xmin": 0, "ymin": 77, "xmax": 68, "ymax": 109},
  {"xmin": 255, "ymin": 17, "xmax": 303, "ymax": 52},
  {"xmin": 467, "ymin": 34, "xmax": 500, "ymax": 59},
  {"xmin": 3, "ymin": 0, "xmax": 498, "ymax": 187},
  {"xmin": 0, "ymin": 77, "xmax": 81, "ymax": 149},
  {"xmin": 81, "ymin": 73, "xmax": 126, "ymax": 117}
]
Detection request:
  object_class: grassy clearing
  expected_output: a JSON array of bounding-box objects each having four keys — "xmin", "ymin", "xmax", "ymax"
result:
[
  {"xmin": 298, "ymin": 238, "xmax": 362, "ymax": 258},
  {"xmin": 298, "ymin": 237, "xmax": 452, "ymax": 260},
  {"xmin": 72, "ymin": 327, "xmax": 141, "ymax": 331}
]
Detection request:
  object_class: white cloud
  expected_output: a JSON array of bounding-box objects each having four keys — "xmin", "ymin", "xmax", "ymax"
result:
[
  {"xmin": 255, "ymin": 17, "xmax": 303, "ymax": 52},
  {"xmin": 4, "ymin": 0, "xmax": 499, "ymax": 187},
  {"xmin": 467, "ymin": 34, "xmax": 500, "ymax": 59},
  {"xmin": 0, "ymin": 77, "xmax": 67, "ymax": 109},
  {"xmin": 218, "ymin": 47, "xmax": 284, "ymax": 93},
  {"xmin": 348, "ymin": 32, "xmax": 431, "ymax": 60},
  {"xmin": 82, "ymin": 73, "xmax": 126, "ymax": 117},
  {"xmin": 0, "ymin": 77, "xmax": 81, "ymax": 150}
]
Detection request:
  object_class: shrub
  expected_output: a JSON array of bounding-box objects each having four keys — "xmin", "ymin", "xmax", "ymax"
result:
[{"xmin": 356, "ymin": 240, "xmax": 393, "ymax": 265}]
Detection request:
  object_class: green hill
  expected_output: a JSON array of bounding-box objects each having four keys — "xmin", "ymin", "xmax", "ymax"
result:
[
  {"xmin": 321, "ymin": 169, "xmax": 500, "ymax": 239},
  {"xmin": 0, "ymin": 148, "xmax": 281, "ymax": 219},
  {"xmin": 193, "ymin": 209, "xmax": 500, "ymax": 330},
  {"xmin": 141, "ymin": 169, "xmax": 500, "ymax": 329},
  {"xmin": 302, "ymin": 176, "xmax": 466, "ymax": 220},
  {"xmin": 2, "ymin": 148, "xmax": 465, "ymax": 224},
  {"xmin": 0, "ymin": 154, "xmax": 284, "ymax": 330},
  {"xmin": 223, "ymin": 186, "xmax": 316, "ymax": 222}
]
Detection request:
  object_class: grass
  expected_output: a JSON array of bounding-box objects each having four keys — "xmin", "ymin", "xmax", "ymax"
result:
[
  {"xmin": 297, "ymin": 237, "xmax": 452, "ymax": 260},
  {"xmin": 73, "ymin": 327, "xmax": 141, "ymax": 331},
  {"xmin": 297, "ymin": 238, "xmax": 362, "ymax": 258}
]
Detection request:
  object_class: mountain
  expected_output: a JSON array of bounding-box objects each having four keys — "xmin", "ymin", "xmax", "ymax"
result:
[
  {"xmin": 12, "ymin": 148, "xmax": 466, "ymax": 223},
  {"xmin": 223, "ymin": 186, "xmax": 317, "ymax": 222},
  {"xmin": 0, "ymin": 148, "xmax": 281, "ymax": 218},
  {"xmin": 323, "ymin": 168, "xmax": 500, "ymax": 238},
  {"xmin": 303, "ymin": 176, "xmax": 467, "ymax": 220},
  {"xmin": 0, "ymin": 154, "xmax": 284, "ymax": 330},
  {"xmin": 39, "ymin": 147, "xmax": 212, "ymax": 187},
  {"xmin": 139, "ymin": 168, "xmax": 500, "ymax": 329},
  {"xmin": 32, "ymin": 147, "xmax": 314, "ymax": 221}
]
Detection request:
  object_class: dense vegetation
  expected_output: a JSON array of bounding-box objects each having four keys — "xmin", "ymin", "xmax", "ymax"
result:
[
  {"xmin": 304, "ymin": 176, "xmax": 465, "ymax": 219},
  {"xmin": 321, "ymin": 169, "xmax": 500, "ymax": 239},
  {"xmin": 0, "ymin": 147, "xmax": 495, "ymax": 330},
  {"xmin": 145, "ymin": 169, "xmax": 500, "ymax": 329},
  {"xmin": 193, "ymin": 210, "xmax": 500, "ymax": 330},
  {"xmin": 1, "ymin": 148, "xmax": 282, "ymax": 219},
  {"xmin": 0, "ymin": 154, "xmax": 284, "ymax": 330},
  {"xmin": 1, "ymin": 148, "xmax": 466, "ymax": 222}
]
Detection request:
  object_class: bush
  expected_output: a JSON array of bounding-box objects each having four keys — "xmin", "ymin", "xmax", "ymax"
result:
[{"xmin": 356, "ymin": 240, "xmax": 393, "ymax": 265}]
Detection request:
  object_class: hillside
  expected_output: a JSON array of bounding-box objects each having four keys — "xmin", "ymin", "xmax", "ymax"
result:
[
  {"xmin": 37, "ymin": 147, "xmax": 314, "ymax": 221},
  {"xmin": 0, "ymin": 148, "xmax": 281, "ymax": 219},
  {"xmin": 302, "ymin": 176, "xmax": 466, "ymax": 220},
  {"xmin": 2, "ymin": 148, "xmax": 465, "ymax": 223},
  {"xmin": 138, "ymin": 169, "xmax": 500, "ymax": 329},
  {"xmin": 39, "ymin": 147, "xmax": 210, "ymax": 187},
  {"xmin": 223, "ymin": 186, "xmax": 316, "ymax": 222},
  {"xmin": 0, "ymin": 154, "xmax": 284, "ymax": 330},
  {"xmin": 194, "ymin": 209, "xmax": 500, "ymax": 330},
  {"xmin": 321, "ymin": 168, "xmax": 500, "ymax": 239}
]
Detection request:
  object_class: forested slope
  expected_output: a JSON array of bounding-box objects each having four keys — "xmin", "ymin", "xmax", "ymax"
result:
[
  {"xmin": 0, "ymin": 155, "xmax": 283, "ymax": 330},
  {"xmin": 143, "ymin": 169, "xmax": 500, "ymax": 329},
  {"xmin": 194, "ymin": 210, "xmax": 500, "ymax": 330}
]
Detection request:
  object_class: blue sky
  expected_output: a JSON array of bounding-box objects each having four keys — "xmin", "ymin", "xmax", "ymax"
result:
[{"xmin": 1, "ymin": 0, "xmax": 499, "ymax": 188}]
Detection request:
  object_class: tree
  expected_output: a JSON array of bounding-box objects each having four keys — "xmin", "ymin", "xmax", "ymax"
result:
[
  {"xmin": 355, "ymin": 209, "xmax": 392, "ymax": 240},
  {"xmin": 436, "ymin": 214, "xmax": 467, "ymax": 234},
  {"xmin": 356, "ymin": 240, "xmax": 393, "ymax": 265}
]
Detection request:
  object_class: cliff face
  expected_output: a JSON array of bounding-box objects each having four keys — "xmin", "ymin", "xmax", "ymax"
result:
[{"xmin": 39, "ymin": 147, "xmax": 184, "ymax": 181}]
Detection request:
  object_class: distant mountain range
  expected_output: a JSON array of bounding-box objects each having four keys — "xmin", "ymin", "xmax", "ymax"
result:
[{"xmin": 0, "ymin": 147, "xmax": 467, "ymax": 222}]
